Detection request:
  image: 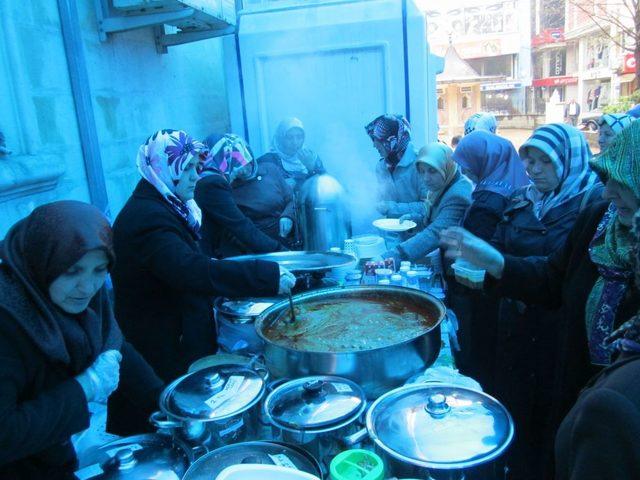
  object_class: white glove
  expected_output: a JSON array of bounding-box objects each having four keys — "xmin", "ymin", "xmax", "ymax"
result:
[
  {"xmin": 439, "ymin": 227, "xmax": 505, "ymax": 278},
  {"xmin": 279, "ymin": 217, "xmax": 294, "ymax": 237},
  {"xmin": 75, "ymin": 349, "xmax": 122, "ymax": 403},
  {"xmin": 278, "ymin": 265, "xmax": 297, "ymax": 295}
]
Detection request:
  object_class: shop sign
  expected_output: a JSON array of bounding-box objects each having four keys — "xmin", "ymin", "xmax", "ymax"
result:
[
  {"xmin": 622, "ymin": 53, "xmax": 636, "ymax": 74},
  {"xmin": 532, "ymin": 28, "xmax": 564, "ymax": 46},
  {"xmin": 583, "ymin": 68, "xmax": 611, "ymax": 80},
  {"xmin": 532, "ymin": 76, "xmax": 578, "ymax": 87},
  {"xmin": 481, "ymin": 82, "xmax": 523, "ymax": 91}
]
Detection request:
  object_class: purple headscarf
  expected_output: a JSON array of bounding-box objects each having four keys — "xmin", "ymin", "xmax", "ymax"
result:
[{"xmin": 452, "ymin": 130, "xmax": 530, "ymax": 197}]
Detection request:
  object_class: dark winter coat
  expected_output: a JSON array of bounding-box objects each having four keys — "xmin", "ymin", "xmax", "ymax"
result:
[
  {"xmin": 487, "ymin": 184, "xmax": 603, "ymax": 480},
  {"xmin": 111, "ymin": 180, "xmax": 280, "ymax": 383},
  {"xmin": 486, "ymin": 201, "xmax": 640, "ymax": 446},
  {"xmin": 463, "ymin": 190, "xmax": 510, "ymax": 241},
  {"xmin": 259, "ymin": 151, "xmax": 325, "ymax": 190},
  {"xmin": 231, "ymin": 162, "xmax": 295, "ymax": 242},
  {"xmin": 195, "ymin": 174, "xmax": 286, "ymax": 258},
  {"xmin": 555, "ymin": 354, "xmax": 640, "ymax": 480},
  {"xmin": 0, "ymin": 267, "xmax": 161, "ymax": 480}
]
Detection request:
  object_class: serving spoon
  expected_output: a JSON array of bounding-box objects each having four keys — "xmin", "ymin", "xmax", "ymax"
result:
[{"xmin": 287, "ymin": 292, "xmax": 297, "ymax": 323}]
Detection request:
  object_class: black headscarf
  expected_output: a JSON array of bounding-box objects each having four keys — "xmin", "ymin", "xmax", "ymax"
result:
[{"xmin": 0, "ymin": 201, "xmax": 123, "ymax": 373}]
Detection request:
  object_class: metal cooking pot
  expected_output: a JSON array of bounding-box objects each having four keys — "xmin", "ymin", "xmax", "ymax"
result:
[
  {"xmin": 214, "ymin": 297, "xmax": 280, "ymax": 354},
  {"xmin": 255, "ymin": 285, "xmax": 446, "ymax": 398},
  {"xmin": 74, "ymin": 433, "xmax": 192, "ymax": 479},
  {"xmin": 263, "ymin": 376, "xmax": 367, "ymax": 466},
  {"xmin": 150, "ymin": 364, "xmax": 267, "ymax": 449},
  {"xmin": 364, "ymin": 384, "xmax": 514, "ymax": 479},
  {"xmin": 181, "ymin": 441, "xmax": 322, "ymax": 480}
]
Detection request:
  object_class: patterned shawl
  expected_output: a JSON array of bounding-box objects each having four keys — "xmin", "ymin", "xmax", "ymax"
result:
[
  {"xmin": 136, "ymin": 129, "xmax": 205, "ymax": 237},
  {"xmin": 599, "ymin": 113, "xmax": 634, "ymax": 134},
  {"xmin": 365, "ymin": 114, "xmax": 412, "ymax": 167},
  {"xmin": 519, "ymin": 123, "xmax": 598, "ymax": 219},
  {"xmin": 464, "ymin": 112, "xmax": 498, "ymax": 135},
  {"xmin": 452, "ymin": 130, "xmax": 530, "ymax": 197},
  {"xmin": 203, "ymin": 133, "xmax": 254, "ymax": 180}
]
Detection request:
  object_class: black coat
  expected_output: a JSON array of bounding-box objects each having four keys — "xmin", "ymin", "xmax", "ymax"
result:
[
  {"xmin": 111, "ymin": 180, "xmax": 280, "ymax": 383},
  {"xmin": 0, "ymin": 267, "xmax": 161, "ymax": 479},
  {"xmin": 488, "ymin": 185, "xmax": 603, "ymax": 480},
  {"xmin": 232, "ymin": 163, "xmax": 296, "ymax": 242},
  {"xmin": 195, "ymin": 174, "xmax": 286, "ymax": 258},
  {"xmin": 463, "ymin": 190, "xmax": 510, "ymax": 241},
  {"xmin": 259, "ymin": 152, "xmax": 325, "ymax": 190},
  {"xmin": 555, "ymin": 354, "xmax": 640, "ymax": 480},
  {"xmin": 487, "ymin": 201, "xmax": 640, "ymax": 441}
]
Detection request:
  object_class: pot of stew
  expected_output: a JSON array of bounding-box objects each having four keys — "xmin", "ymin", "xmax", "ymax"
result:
[{"xmin": 255, "ymin": 285, "xmax": 445, "ymax": 398}]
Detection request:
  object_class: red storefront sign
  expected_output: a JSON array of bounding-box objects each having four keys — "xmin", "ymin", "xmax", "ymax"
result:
[
  {"xmin": 532, "ymin": 76, "xmax": 578, "ymax": 87},
  {"xmin": 623, "ymin": 53, "xmax": 636, "ymax": 74},
  {"xmin": 532, "ymin": 28, "xmax": 564, "ymax": 47}
]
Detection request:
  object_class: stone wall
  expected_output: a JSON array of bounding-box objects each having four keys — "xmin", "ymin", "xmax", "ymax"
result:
[{"xmin": 0, "ymin": 1, "xmax": 230, "ymax": 237}]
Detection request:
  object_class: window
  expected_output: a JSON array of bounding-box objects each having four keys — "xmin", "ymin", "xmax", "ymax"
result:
[
  {"xmin": 461, "ymin": 94, "xmax": 470, "ymax": 109},
  {"xmin": 438, "ymin": 96, "xmax": 445, "ymax": 110}
]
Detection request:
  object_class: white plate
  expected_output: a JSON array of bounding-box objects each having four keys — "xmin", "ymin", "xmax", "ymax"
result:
[{"xmin": 372, "ymin": 218, "xmax": 417, "ymax": 232}]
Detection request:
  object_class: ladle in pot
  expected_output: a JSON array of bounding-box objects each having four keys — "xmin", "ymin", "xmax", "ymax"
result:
[{"xmin": 288, "ymin": 292, "xmax": 296, "ymax": 323}]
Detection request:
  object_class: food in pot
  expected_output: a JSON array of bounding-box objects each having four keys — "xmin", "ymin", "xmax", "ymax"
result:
[{"xmin": 263, "ymin": 295, "xmax": 438, "ymax": 352}]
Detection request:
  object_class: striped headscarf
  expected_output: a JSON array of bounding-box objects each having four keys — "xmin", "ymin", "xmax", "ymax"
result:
[
  {"xmin": 464, "ymin": 112, "xmax": 498, "ymax": 135},
  {"xmin": 519, "ymin": 123, "xmax": 598, "ymax": 219},
  {"xmin": 598, "ymin": 113, "xmax": 634, "ymax": 135},
  {"xmin": 452, "ymin": 130, "xmax": 529, "ymax": 197},
  {"xmin": 136, "ymin": 129, "xmax": 206, "ymax": 236},
  {"xmin": 365, "ymin": 114, "xmax": 412, "ymax": 166},
  {"xmin": 202, "ymin": 133, "xmax": 254, "ymax": 180}
]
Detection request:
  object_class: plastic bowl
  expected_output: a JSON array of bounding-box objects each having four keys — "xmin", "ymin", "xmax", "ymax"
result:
[{"xmin": 452, "ymin": 259, "xmax": 486, "ymax": 289}]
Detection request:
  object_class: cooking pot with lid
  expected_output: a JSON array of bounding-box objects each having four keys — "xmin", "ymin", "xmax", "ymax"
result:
[
  {"xmin": 214, "ymin": 297, "xmax": 280, "ymax": 354},
  {"xmin": 363, "ymin": 384, "xmax": 514, "ymax": 479},
  {"xmin": 150, "ymin": 363, "xmax": 267, "ymax": 449},
  {"xmin": 74, "ymin": 433, "xmax": 192, "ymax": 479},
  {"xmin": 181, "ymin": 440, "xmax": 323, "ymax": 480},
  {"xmin": 263, "ymin": 375, "xmax": 367, "ymax": 465}
]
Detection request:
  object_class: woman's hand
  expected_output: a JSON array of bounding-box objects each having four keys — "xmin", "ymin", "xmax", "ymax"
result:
[
  {"xmin": 279, "ymin": 217, "xmax": 293, "ymax": 237},
  {"xmin": 75, "ymin": 349, "xmax": 122, "ymax": 403},
  {"xmin": 439, "ymin": 227, "xmax": 505, "ymax": 279},
  {"xmin": 278, "ymin": 265, "xmax": 297, "ymax": 295}
]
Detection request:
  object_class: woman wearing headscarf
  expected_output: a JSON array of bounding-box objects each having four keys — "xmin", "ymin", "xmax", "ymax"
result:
[
  {"xmin": 260, "ymin": 117, "xmax": 325, "ymax": 190},
  {"xmin": 195, "ymin": 133, "xmax": 288, "ymax": 257},
  {"xmin": 366, "ymin": 114, "xmax": 428, "ymax": 217},
  {"xmin": 0, "ymin": 201, "xmax": 163, "ymax": 478},
  {"xmin": 463, "ymin": 111, "xmax": 498, "ymax": 136},
  {"xmin": 111, "ymin": 130, "xmax": 294, "ymax": 383},
  {"xmin": 488, "ymin": 124, "xmax": 602, "ymax": 480},
  {"xmin": 555, "ymin": 208, "xmax": 640, "ymax": 480},
  {"xmin": 382, "ymin": 143, "xmax": 472, "ymax": 263},
  {"xmin": 598, "ymin": 113, "xmax": 634, "ymax": 151},
  {"xmin": 452, "ymin": 130, "xmax": 530, "ymax": 241},
  {"xmin": 441, "ymin": 120, "xmax": 640, "ymax": 478}
]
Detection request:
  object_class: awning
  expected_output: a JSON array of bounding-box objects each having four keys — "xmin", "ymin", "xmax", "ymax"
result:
[
  {"xmin": 532, "ymin": 76, "xmax": 578, "ymax": 87},
  {"xmin": 620, "ymin": 73, "xmax": 636, "ymax": 83}
]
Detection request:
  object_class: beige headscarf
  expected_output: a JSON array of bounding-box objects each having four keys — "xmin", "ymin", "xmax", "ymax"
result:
[{"xmin": 416, "ymin": 142, "xmax": 458, "ymax": 219}]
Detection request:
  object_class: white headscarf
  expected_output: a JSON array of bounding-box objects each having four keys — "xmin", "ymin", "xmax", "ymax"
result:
[{"xmin": 271, "ymin": 117, "xmax": 317, "ymax": 175}]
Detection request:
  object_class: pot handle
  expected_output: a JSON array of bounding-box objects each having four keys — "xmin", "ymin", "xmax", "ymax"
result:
[
  {"xmin": 149, "ymin": 411, "xmax": 181, "ymax": 430},
  {"xmin": 342, "ymin": 427, "xmax": 368, "ymax": 447}
]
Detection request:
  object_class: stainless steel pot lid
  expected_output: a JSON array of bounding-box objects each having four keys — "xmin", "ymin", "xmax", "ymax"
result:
[
  {"xmin": 215, "ymin": 297, "xmax": 280, "ymax": 319},
  {"xmin": 366, "ymin": 384, "xmax": 514, "ymax": 470},
  {"xmin": 265, "ymin": 376, "xmax": 366, "ymax": 431},
  {"xmin": 182, "ymin": 441, "xmax": 322, "ymax": 480},
  {"xmin": 160, "ymin": 364, "xmax": 265, "ymax": 421},
  {"xmin": 74, "ymin": 434, "xmax": 190, "ymax": 480},
  {"xmin": 226, "ymin": 251, "xmax": 355, "ymax": 272}
]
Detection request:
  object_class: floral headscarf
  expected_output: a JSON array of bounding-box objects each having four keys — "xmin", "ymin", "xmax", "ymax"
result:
[
  {"xmin": 519, "ymin": 123, "xmax": 598, "ymax": 219},
  {"xmin": 452, "ymin": 130, "xmax": 530, "ymax": 197},
  {"xmin": 598, "ymin": 113, "xmax": 634, "ymax": 135},
  {"xmin": 202, "ymin": 133, "xmax": 254, "ymax": 180},
  {"xmin": 464, "ymin": 112, "xmax": 498, "ymax": 135},
  {"xmin": 365, "ymin": 114, "xmax": 412, "ymax": 166},
  {"xmin": 136, "ymin": 129, "xmax": 205, "ymax": 237}
]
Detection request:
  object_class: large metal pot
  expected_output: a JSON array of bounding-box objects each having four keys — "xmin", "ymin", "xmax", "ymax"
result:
[
  {"xmin": 263, "ymin": 376, "xmax": 367, "ymax": 467},
  {"xmin": 214, "ymin": 297, "xmax": 280, "ymax": 355},
  {"xmin": 74, "ymin": 433, "xmax": 192, "ymax": 479},
  {"xmin": 150, "ymin": 364, "xmax": 266, "ymax": 449},
  {"xmin": 182, "ymin": 441, "xmax": 323, "ymax": 480},
  {"xmin": 364, "ymin": 384, "xmax": 514, "ymax": 479},
  {"xmin": 255, "ymin": 285, "xmax": 446, "ymax": 398}
]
